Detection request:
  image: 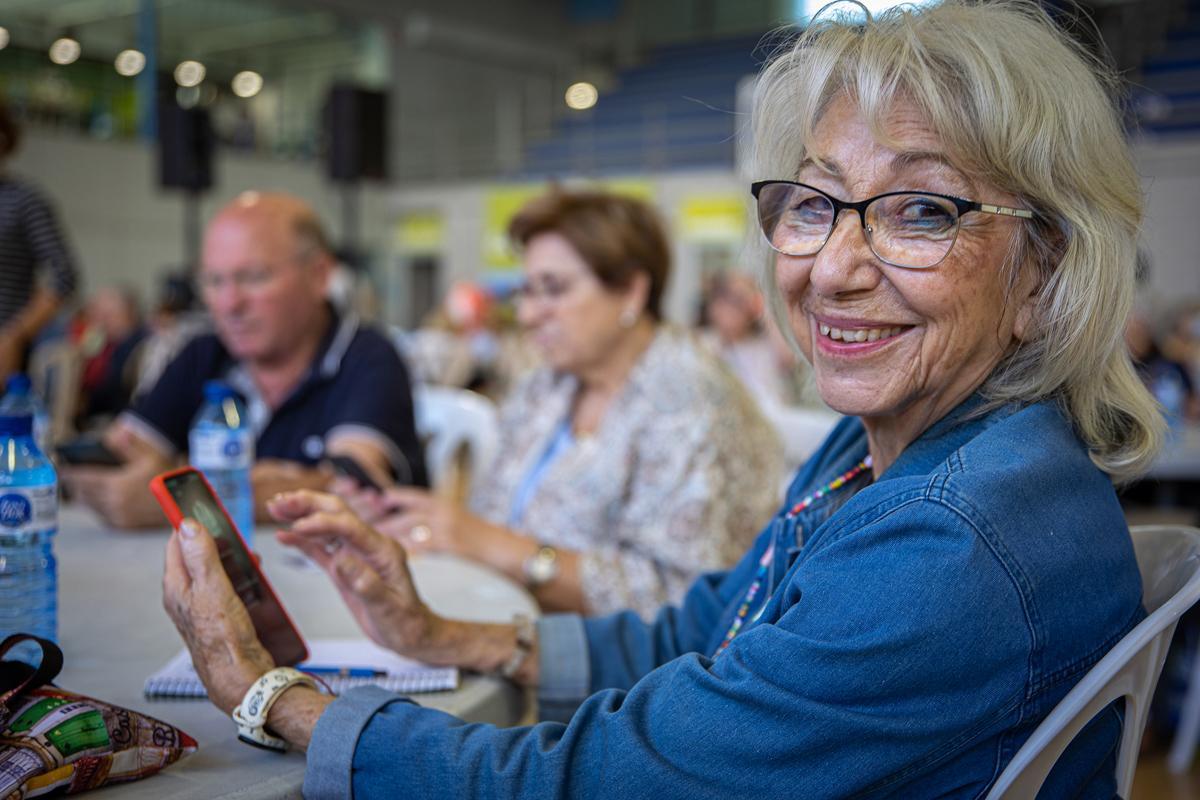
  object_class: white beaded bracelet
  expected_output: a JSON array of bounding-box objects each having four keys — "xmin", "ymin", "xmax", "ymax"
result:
[{"xmin": 232, "ymin": 667, "xmax": 318, "ymax": 751}]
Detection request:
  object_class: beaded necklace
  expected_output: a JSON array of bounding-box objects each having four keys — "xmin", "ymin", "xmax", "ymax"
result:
[{"xmin": 712, "ymin": 456, "xmax": 873, "ymax": 657}]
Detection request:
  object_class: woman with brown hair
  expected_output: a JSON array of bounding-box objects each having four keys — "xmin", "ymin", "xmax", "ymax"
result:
[{"xmin": 343, "ymin": 190, "xmax": 782, "ymax": 618}]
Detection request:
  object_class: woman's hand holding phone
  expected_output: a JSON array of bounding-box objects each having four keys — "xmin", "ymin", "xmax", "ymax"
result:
[{"xmin": 162, "ymin": 519, "xmax": 277, "ymax": 715}]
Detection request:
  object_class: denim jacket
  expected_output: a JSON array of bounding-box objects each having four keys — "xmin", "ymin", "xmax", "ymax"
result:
[{"xmin": 304, "ymin": 396, "xmax": 1144, "ymax": 799}]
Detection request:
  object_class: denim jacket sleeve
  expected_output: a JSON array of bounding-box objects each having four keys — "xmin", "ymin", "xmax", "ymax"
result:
[{"xmin": 303, "ymin": 493, "xmax": 1048, "ymax": 799}]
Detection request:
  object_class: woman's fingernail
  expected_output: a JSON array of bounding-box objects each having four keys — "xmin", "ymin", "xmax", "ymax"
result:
[{"xmin": 180, "ymin": 520, "xmax": 198, "ymax": 539}]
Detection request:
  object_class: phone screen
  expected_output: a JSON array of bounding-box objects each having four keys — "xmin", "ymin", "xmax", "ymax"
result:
[{"xmin": 161, "ymin": 470, "xmax": 306, "ymax": 665}]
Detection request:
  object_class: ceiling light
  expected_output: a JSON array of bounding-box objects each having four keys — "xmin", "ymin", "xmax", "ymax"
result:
[
  {"xmin": 0, "ymin": 28, "xmax": 10, "ymax": 50},
  {"xmin": 174, "ymin": 60, "xmax": 205, "ymax": 88},
  {"xmin": 49, "ymin": 37, "xmax": 81, "ymax": 66},
  {"xmin": 231, "ymin": 70, "xmax": 263, "ymax": 99},
  {"xmin": 565, "ymin": 81, "xmax": 598, "ymax": 111},
  {"xmin": 114, "ymin": 49, "xmax": 145, "ymax": 77}
]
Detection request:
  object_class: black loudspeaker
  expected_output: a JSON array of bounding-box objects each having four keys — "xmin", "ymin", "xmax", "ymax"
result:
[
  {"xmin": 158, "ymin": 104, "xmax": 214, "ymax": 191},
  {"xmin": 325, "ymin": 85, "xmax": 388, "ymax": 182}
]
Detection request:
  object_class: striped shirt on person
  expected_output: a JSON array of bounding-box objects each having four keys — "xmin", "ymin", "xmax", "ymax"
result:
[{"xmin": 0, "ymin": 176, "xmax": 78, "ymax": 329}]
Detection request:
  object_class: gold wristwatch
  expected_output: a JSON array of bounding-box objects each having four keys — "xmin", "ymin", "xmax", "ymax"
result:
[{"xmin": 522, "ymin": 544, "xmax": 559, "ymax": 587}]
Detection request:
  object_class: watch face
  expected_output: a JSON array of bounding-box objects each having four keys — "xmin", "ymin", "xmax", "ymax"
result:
[{"xmin": 525, "ymin": 548, "xmax": 559, "ymax": 585}]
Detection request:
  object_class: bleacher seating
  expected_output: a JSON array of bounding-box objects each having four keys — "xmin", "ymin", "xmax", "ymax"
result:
[
  {"xmin": 519, "ymin": 36, "xmax": 763, "ymax": 176},
  {"xmin": 1134, "ymin": 0, "xmax": 1200, "ymax": 137}
]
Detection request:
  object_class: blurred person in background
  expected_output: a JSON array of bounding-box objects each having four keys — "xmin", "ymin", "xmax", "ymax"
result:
[
  {"xmin": 76, "ymin": 286, "xmax": 148, "ymax": 425},
  {"xmin": 0, "ymin": 103, "xmax": 79, "ymax": 382},
  {"xmin": 62, "ymin": 191, "xmax": 426, "ymax": 529},
  {"xmin": 702, "ymin": 270, "xmax": 801, "ymax": 407},
  {"xmin": 134, "ymin": 272, "xmax": 210, "ymax": 394},
  {"xmin": 1127, "ymin": 311, "xmax": 1197, "ymax": 425},
  {"xmin": 342, "ymin": 190, "xmax": 782, "ymax": 619},
  {"xmin": 1162, "ymin": 302, "xmax": 1200, "ymax": 421},
  {"xmin": 395, "ymin": 280, "xmax": 539, "ymax": 399}
]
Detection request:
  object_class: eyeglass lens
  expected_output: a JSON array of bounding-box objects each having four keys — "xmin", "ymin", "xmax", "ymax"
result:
[{"xmin": 756, "ymin": 183, "xmax": 961, "ymax": 269}]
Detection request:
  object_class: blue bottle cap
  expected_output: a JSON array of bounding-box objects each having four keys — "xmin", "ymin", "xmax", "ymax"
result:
[
  {"xmin": 203, "ymin": 380, "xmax": 236, "ymax": 402},
  {"xmin": 4, "ymin": 374, "xmax": 31, "ymax": 396},
  {"xmin": 0, "ymin": 414, "xmax": 33, "ymax": 437}
]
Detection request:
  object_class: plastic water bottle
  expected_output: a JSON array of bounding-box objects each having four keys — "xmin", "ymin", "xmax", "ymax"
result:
[
  {"xmin": 189, "ymin": 381, "xmax": 255, "ymax": 548},
  {"xmin": 0, "ymin": 413, "xmax": 58, "ymax": 665},
  {"xmin": 1, "ymin": 374, "xmax": 52, "ymax": 456}
]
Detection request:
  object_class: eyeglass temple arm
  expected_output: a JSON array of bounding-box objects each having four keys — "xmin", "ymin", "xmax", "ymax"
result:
[{"xmin": 975, "ymin": 202, "xmax": 1034, "ymax": 219}]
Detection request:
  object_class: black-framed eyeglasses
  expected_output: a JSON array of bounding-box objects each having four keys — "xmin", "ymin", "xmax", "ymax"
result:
[{"xmin": 751, "ymin": 180, "xmax": 1035, "ymax": 269}]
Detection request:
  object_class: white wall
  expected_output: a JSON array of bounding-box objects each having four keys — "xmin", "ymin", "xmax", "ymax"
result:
[
  {"xmin": 8, "ymin": 128, "xmax": 394, "ymax": 303},
  {"xmin": 1134, "ymin": 137, "xmax": 1200, "ymax": 314}
]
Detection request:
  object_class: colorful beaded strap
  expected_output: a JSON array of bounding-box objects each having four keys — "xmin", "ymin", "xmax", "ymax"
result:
[{"xmin": 712, "ymin": 456, "xmax": 872, "ymax": 658}]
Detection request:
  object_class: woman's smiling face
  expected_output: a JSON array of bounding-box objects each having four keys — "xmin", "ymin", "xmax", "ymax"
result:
[{"xmin": 776, "ymin": 93, "xmax": 1036, "ymax": 439}]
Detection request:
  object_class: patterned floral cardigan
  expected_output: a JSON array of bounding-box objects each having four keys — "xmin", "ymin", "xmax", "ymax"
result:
[{"xmin": 470, "ymin": 326, "xmax": 784, "ymax": 619}]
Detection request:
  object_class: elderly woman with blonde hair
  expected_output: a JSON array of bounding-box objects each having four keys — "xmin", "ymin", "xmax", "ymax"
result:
[{"xmin": 162, "ymin": 2, "xmax": 1165, "ymax": 796}]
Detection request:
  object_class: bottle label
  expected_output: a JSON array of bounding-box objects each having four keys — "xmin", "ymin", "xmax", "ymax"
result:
[
  {"xmin": 0, "ymin": 486, "xmax": 57, "ymax": 534},
  {"xmin": 189, "ymin": 429, "xmax": 254, "ymax": 470}
]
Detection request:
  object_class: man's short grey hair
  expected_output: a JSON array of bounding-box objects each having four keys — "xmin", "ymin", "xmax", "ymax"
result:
[{"xmin": 749, "ymin": 0, "xmax": 1163, "ymax": 483}]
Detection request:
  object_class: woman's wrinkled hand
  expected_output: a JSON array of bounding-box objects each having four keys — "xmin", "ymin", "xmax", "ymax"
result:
[
  {"xmin": 268, "ymin": 490, "xmax": 437, "ymax": 656},
  {"xmin": 161, "ymin": 519, "xmax": 275, "ymax": 715}
]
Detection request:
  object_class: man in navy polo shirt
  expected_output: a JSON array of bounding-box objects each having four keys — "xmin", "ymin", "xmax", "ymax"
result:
[{"xmin": 64, "ymin": 192, "xmax": 426, "ymax": 529}]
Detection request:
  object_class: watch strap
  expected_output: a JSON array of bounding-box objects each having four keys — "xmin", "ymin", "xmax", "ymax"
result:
[
  {"xmin": 499, "ymin": 614, "xmax": 535, "ymax": 679},
  {"xmin": 232, "ymin": 667, "xmax": 317, "ymax": 751}
]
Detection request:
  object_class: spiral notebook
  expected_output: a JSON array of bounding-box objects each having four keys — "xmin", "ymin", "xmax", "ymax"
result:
[{"xmin": 144, "ymin": 639, "xmax": 459, "ymax": 698}]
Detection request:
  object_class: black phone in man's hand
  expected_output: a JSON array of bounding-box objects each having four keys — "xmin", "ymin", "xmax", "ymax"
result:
[
  {"xmin": 56, "ymin": 437, "xmax": 125, "ymax": 467},
  {"xmin": 326, "ymin": 454, "xmax": 384, "ymax": 493}
]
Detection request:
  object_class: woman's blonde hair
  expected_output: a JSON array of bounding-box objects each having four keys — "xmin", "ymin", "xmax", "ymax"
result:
[{"xmin": 749, "ymin": 0, "xmax": 1163, "ymax": 483}]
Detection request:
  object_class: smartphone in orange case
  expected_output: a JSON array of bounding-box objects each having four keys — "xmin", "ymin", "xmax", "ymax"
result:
[{"xmin": 149, "ymin": 466, "xmax": 308, "ymax": 666}]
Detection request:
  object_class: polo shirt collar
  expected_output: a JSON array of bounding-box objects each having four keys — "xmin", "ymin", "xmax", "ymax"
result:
[{"xmin": 222, "ymin": 307, "xmax": 360, "ymax": 437}]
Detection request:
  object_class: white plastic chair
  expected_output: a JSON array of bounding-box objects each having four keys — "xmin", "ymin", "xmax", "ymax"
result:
[
  {"xmin": 985, "ymin": 525, "xmax": 1200, "ymax": 799},
  {"xmin": 412, "ymin": 385, "xmax": 499, "ymax": 493},
  {"xmin": 28, "ymin": 339, "xmax": 82, "ymax": 443},
  {"xmin": 756, "ymin": 401, "xmax": 841, "ymax": 472}
]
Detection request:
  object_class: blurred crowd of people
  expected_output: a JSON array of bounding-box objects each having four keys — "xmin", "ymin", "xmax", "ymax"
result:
[{"xmin": 1127, "ymin": 304, "xmax": 1200, "ymax": 426}]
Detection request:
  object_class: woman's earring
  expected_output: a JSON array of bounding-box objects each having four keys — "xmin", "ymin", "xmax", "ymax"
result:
[{"xmin": 619, "ymin": 308, "xmax": 638, "ymax": 329}]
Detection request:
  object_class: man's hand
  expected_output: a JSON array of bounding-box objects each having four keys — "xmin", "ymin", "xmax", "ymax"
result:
[
  {"xmin": 162, "ymin": 519, "xmax": 275, "ymax": 715},
  {"xmin": 61, "ymin": 462, "xmax": 166, "ymax": 528},
  {"xmin": 61, "ymin": 419, "xmax": 175, "ymax": 529},
  {"xmin": 251, "ymin": 460, "xmax": 330, "ymax": 521},
  {"xmin": 269, "ymin": 491, "xmax": 439, "ymax": 658}
]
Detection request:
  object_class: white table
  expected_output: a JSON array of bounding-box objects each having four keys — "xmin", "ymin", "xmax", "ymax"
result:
[{"xmin": 52, "ymin": 504, "xmax": 538, "ymax": 799}]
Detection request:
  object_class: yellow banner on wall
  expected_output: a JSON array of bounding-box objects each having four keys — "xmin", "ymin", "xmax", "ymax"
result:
[
  {"xmin": 679, "ymin": 194, "xmax": 747, "ymax": 242},
  {"xmin": 395, "ymin": 211, "xmax": 445, "ymax": 253}
]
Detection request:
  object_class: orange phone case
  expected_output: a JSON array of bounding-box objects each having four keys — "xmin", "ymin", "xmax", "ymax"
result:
[{"xmin": 149, "ymin": 466, "xmax": 308, "ymax": 666}]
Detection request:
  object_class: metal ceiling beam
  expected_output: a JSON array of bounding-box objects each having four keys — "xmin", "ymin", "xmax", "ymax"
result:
[
  {"xmin": 162, "ymin": 12, "xmax": 343, "ymax": 56},
  {"xmin": 287, "ymin": 0, "xmax": 576, "ymax": 65},
  {"xmin": 42, "ymin": 0, "xmax": 190, "ymax": 29}
]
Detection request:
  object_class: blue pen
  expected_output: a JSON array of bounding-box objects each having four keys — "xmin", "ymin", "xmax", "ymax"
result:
[{"xmin": 300, "ymin": 665, "xmax": 387, "ymax": 678}]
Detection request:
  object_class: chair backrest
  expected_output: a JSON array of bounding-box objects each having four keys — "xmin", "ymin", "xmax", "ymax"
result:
[
  {"xmin": 756, "ymin": 401, "xmax": 840, "ymax": 473},
  {"xmin": 412, "ymin": 386, "xmax": 499, "ymax": 495},
  {"xmin": 985, "ymin": 525, "xmax": 1200, "ymax": 799},
  {"xmin": 28, "ymin": 340, "xmax": 82, "ymax": 444}
]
